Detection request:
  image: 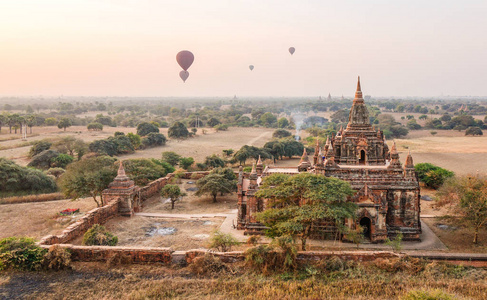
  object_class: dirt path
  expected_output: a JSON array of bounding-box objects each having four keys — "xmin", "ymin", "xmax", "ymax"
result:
[{"xmin": 246, "ymin": 130, "xmax": 272, "ymax": 146}]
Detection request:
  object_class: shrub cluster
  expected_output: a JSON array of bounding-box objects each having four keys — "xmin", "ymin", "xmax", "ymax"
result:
[
  {"xmin": 82, "ymin": 224, "xmax": 118, "ymax": 246},
  {"xmin": 0, "ymin": 237, "xmax": 71, "ymax": 271},
  {"xmin": 0, "ymin": 158, "xmax": 58, "ymax": 195}
]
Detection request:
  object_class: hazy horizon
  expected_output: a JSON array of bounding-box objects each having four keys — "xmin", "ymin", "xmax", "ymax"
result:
[{"xmin": 1, "ymin": 1, "xmax": 486, "ymax": 98}]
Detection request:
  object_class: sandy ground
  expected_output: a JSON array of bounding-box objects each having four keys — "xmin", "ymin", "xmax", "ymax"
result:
[
  {"xmin": 143, "ymin": 179, "xmax": 238, "ymax": 214},
  {"xmin": 99, "ymin": 216, "xmax": 225, "ymax": 250},
  {"xmin": 0, "ymin": 197, "xmax": 97, "ymax": 240}
]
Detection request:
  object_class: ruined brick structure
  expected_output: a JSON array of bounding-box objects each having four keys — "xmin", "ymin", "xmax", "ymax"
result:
[
  {"xmin": 237, "ymin": 77, "xmax": 421, "ymax": 242},
  {"xmin": 102, "ymin": 161, "xmax": 140, "ymax": 216}
]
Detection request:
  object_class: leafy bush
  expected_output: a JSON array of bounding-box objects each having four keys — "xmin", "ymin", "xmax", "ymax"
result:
[
  {"xmin": 52, "ymin": 153, "xmax": 74, "ymax": 168},
  {"xmin": 136, "ymin": 122, "xmax": 159, "ymax": 136},
  {"xmin": 204, "ymin": 154, "xmax": 226, "ymax": 169},
  {"xmin": 414, "ymin": 163, "xmax": 454, "ymax": 189},
  {"xmin": 401, "ymin": 289, "xmax": 455, "ymax": 300},
  {"xmin": 87, "ymin": 122, "xmax": 103, "ymax": 131},
  {"xmin": 83, "ymin": 224, "xmax": 118, "ymax": 246},
  {"xmin": 208, "ymin": 231, "xmax": 240, "ymax": 252},
  {"xmin": 179, "ymin": 157, "xmax": 195, "ymax": 170},
  {"xmin": 89, "ymin": 134, "xmax": 135, "ymax": 156},
  {"xmin": 46, "ymin": 167, "xmax": 65, "ymax": 179},
  {"xmin": 43, "ymin": 245, "xmax": 71, "ymax": 270},
  {"xmin": 150, "ymin": 159, "xmax": 175, "ymax": 174},
  {"xmin": 385, "ymin": 231, "xmax": 403, "ymax": 252},
  {"xmin": 0, "ymin": 237, "xmax": 47, "ymax": 271},
  {"xmin": 141, "ymin": 132, "xmax": 167, "ymax": 148},
  {"xmin": 122, "ymin": 159, "xmax": 169, "ymax": 186},
  {"xmin": 465, "ymin": 126, "xmax": 483, "ymax": 136},
  {"xmin": 29, "ymin": 140, "xmax": 52, "ymax": 157},
  {"xmin": 161, "ymin": 151, "xmax": 181, "ymax": 166},
  {"xmin": 168, "ymin": 121, "xmax": 189, "ymax": 139},
  {"xmin": 272, "ymin": 129, "xmax": 292, "ymax": 138},
  {"xmin": 214, "ymin": 124, "xmax": 228, "ymax": 131},
  {"xmin": 189, "ymin": 253, "xmax": 230, "ymax": 276},
  {"xmin": 0, "ymin": 158, "xmax": 58, "ymax": 194},
  {"xmin": 28, "ymin": 150, "xmax": 61, "ymax": 169},
  {"xmin": 245, "ymin": 235, "xmax": 297, "ymax": 274}
]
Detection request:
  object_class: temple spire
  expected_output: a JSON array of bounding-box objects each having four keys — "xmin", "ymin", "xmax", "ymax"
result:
[
  {"xmin": 353, "ymin": 76, "xmax": 364, "ymax": 103},
  {"xmin": 256, "ymin": 155, "xmax": 262, "ymax": 167},
  {"xmin": 118, "ymin": 160, "xmax": 126, "ymax": 176},
  {"xmin": 404, "ymin": 150, "xmax": 414, "ymax": 169}
]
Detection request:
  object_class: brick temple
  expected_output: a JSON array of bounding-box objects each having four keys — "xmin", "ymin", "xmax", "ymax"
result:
[{"xmin": 237, "ymin": 77, "xmax": 421, "ymax": 242}]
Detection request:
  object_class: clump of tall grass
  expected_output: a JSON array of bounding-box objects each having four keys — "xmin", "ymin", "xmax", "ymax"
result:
[{"xmin": 0, "ymin": 192, "xmax": 64, "ymax": 205}]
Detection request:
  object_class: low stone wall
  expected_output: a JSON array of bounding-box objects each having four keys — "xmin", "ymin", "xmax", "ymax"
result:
[
  {"xmin": 138, "ymin": 171, "xmax": 212, "ymax": 202},
  {"xmin": 139, "ymin": 175, "xmax": 173, "ymax": 201},
  {"xmin": 41, "ymin": 244, "xmax": 173, "ymax": 264},
  {"xmin": 38, "ymin": 244, "xmax": 401, "ymax": 265},
  {"xmin": 39, "ymin": 199, "xmax": 120, "ymax": 245}
]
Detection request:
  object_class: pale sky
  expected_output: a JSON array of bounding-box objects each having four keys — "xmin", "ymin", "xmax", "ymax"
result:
[{"xmin": 1, "ymin": 0, "xmax": 486, "ymax": 97}]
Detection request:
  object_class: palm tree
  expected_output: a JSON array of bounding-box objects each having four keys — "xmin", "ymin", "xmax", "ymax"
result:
[{"xmin": 26, "ymin": 115, "xmax": 36, "ymax": 134}]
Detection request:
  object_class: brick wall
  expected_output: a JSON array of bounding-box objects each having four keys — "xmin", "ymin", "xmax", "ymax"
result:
[
  {"xmin": 39, "ymin": 244, "xmax": 401, "ymax": 265},
  {"xmin": 39, "ymin": 199, "xmax": 120, "ymax": 245}
]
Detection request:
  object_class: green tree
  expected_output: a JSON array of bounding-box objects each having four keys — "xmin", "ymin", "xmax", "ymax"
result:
[
  {"xmin": 0, "ymin": 158, "xmax": 57, "ymax": 195},
  {"xmin": 437, "ymin": 174, "xmax": 487, "ymax": 244},
  {"xmin": 208, "ymin": 231, "xmax": 239, "ymax": 252},
  {"xmin": 260, "ymin": 112, "xmax": 277, "ymax": 126},
  {"xmin": 160, "ymin": 184, "xmax": 186, "ymax": 209},
  {"xmin": 59, "ymin": 156, "xmax": 117, "ymax": 207},
  {"xmin": 122, "ymin": 159, "xmax": 169, "ymax": 186},
  {"xmin": 414, "ymin": 163, "xmax": 454, "ymax": 189},
  {"xmin": 204, "ymin": 154, "xmax": 226, "ymax": 169},
  {"xmin": 28, "ymin": 150, "xmax": 61, "ymax": 170},
  {"xmin": 196, "ymin": 173, "xmax": 236, "ymax": 203},
  {"xmin": 233, "ymin": 145, "xmax": 271, "ymax": 165},
  {"xmin": 222, "ymin": 149, "xmax": 234, "ymax": 157},
  {"xmin": 272, "ymin": 129, "xmax": 292, "ymax": 139},
  {"xmin": 162, "ymin": 151, "xmax": 182, "ymax": 166},
  {"xmin": 57, "ymin": 118, "xmax": 72, "ymax": 131},
  {"xmin": 465, "ymin": 127, "xmax": 483, "ymax": 136},
  {"xmin": 179, "ymin": 157, "xmax": 194, "ymax": 170},
  {"xmin": 168, "ymin": 121, "xmax": 189, "ymax": 139},
  {"xmin": 52, "ymin": 137, "xmax": 87, "ymax": 158},
  {"xmin": 277, "ymin": 117, "xmax": 289, "ymax": 128},
  {"xmin": 136, "ymin": 122, "xmax": 159, "ymax": 136},
  {"xmin": 207, "ymin": 117, "xmax": 221, "ymax": 127},
  {"xmin": 29, "ymin": 140, "xmax": 52, "ymax": 157},
  {"xmin": 44, "ymin": 117, "xmax": 57, "ymax": 126},
  {"xmin": 127, "ymin": 133, "xmax": 141, "ymax": 149},
  {"xmin": 52, "ymin": 153, "xmax": 74, "ymax": 168},
  {"xmin": 87, "ymin": 122, "xmax": 103, "ymax": 131},
  {"xmin": 255, "ymin": 173, "xmax": 356, "ymax": 250},
  {"xmin": 141, "ymin": 132, "xmax": 166, "ymax": 148}
]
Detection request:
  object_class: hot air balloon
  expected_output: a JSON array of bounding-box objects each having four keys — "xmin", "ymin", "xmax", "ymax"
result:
[
  {"xmin": 176, "ymin": 50, "xmax": 194, "ymax": 71},
  {"xmin": 249, "ymin": 65, "xmax": 254, "ymax": 71},
  {"xmin": 288, "ymin": 47, "xmax": 295, "ymax": 55},
  {"xmin": 179, "ymin": 70, "xmax": 189, "ymax": 83}
]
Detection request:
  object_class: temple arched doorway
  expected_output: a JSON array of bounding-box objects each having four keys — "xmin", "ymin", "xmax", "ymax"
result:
[
  {"xmin": 359, "ymin": 217, "xmax": 371, "ymax": 240},
  {"xmin": 359, "ymin": 150, "xmax": 366, "ymax": 164}
]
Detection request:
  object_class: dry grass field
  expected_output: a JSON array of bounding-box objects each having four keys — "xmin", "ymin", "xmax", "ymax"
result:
[
  {"xmin": 0, "ymin": 126, "xmax": 273, "ymax": 166},
  {"xmin": 0, "ymin": 197, "xmax": 96, "ymax": 240},
  {"xmin": 119, "ymin": 127, "xmax": 273, "ymax": 162},
  {"xmin": 423, "ymin": 218, "xmax": 487, "ymax": 253},
  {"xmin": 2, "ymin": 260, "xmax": 487, "ymax": 299}
]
